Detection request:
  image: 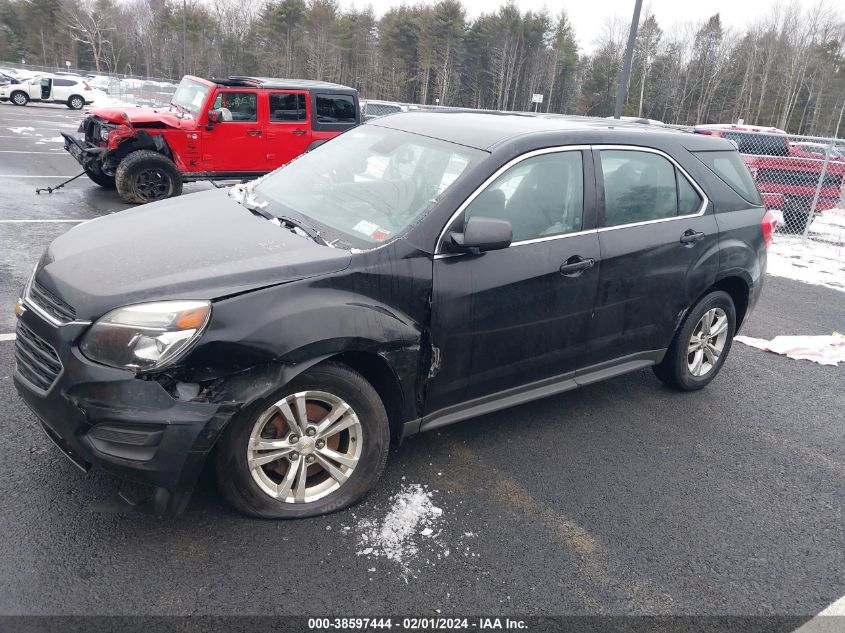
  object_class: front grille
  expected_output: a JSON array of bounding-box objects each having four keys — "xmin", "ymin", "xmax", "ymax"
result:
[
  {"xmin": 28, "ymin": 278, "xmax": 76, "ymax": 323},
  {"xmin": 83, "ymin": 116, "xmax": 102, "ymax": 145},
  {"xmin": 15, "ymin": 322, "xmax": 63, "ymax": 391},
  {"xmin": 757, "ymin": 169, "xmax": 843, "ymax": 189}
]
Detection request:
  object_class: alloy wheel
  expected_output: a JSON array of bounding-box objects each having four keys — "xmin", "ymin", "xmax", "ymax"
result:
[
  {"xmin": 12, "ymin": 92, "xmax": 26, "ymax": 105},
  {"xmin": 687, "ymin": 307, "xmax": 728, "ymax": 377},
  {"xmin": 247, "ymin": 391, "xmax": 363, "ymax": 503},
  {"xmin": 135, "ymin": 168, "xmax": 170, "ymax": 201},
  {"xmin": 70, "ymin": 97, "xmax": 84, "ymax": 109}
]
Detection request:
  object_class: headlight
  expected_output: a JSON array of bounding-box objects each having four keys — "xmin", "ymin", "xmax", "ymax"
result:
[
  {"xmin": 80, "ymin": 300, "xmax": 211, "ymax": 372},
  {"xmin": 99, "ymin": 127, "xmax": 109, "ymax": 141}
]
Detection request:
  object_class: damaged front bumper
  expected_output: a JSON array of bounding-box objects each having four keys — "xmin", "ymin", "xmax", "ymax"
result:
[
  {"xmin": 61, "ymin": 132, "xmax": 111, "ymax": 175},
  {"xmin": 13, "ymin": 305, "xmax": 238, "ymax": 516}
]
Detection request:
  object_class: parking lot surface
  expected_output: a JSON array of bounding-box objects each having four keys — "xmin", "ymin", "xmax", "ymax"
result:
[{"xmin": 0, "ymin": 102, "xmax": 842, "ymax": 618}]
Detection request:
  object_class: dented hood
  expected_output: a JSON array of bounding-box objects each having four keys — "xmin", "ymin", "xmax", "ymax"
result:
[
  {"xmin": 87, "ymin": 106, "xmax": 196, "ymax": 129},
  {"xmin": 37, "ymin": 189, "xmax": 351, "ymax": 321}
]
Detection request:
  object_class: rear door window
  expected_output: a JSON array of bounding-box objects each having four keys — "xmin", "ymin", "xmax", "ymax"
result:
[
  {"xmin": 599, "ymin": 150, "xmax": 701, "ymax": 227},
  {"xmin": 269, "ymin": 92, "xmax": 307, "ymax": 122},
  {"xmin": 693, "ymin": 150, "xmax": 762, "ymax": 205}
]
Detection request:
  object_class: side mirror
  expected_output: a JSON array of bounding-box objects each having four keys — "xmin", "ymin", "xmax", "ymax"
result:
[
  {"xmin": 450, "ymin": 216, "xmax": 512, "ymax": 254},
  {"xmin": 206, "ymin": 109, "xmax": 221, "ymax": 130}
]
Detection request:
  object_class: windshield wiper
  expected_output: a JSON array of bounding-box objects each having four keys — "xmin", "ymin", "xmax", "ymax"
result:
[
  {"xmin": 276, "ymin": 215, "xmax": 328, "ymax": 246},
  {"xmin": 237, "ymin": 194, "xmax": 327, "ymax": 246}
]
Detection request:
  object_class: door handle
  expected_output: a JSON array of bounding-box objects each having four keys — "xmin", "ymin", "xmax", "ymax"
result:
[
  {"xmin": 292, "ymin": 129, "xmax": 307, "ymax": 136},
  {"xmin": 559, "ymin": 256, "xmax": 595, "ymax": 276},
  {"xmin": 680, "ymin": 229, "xmax": 705, "ymax": 246},
  {"xmin": 247, "ymin": 129, "xmax": 262, "ymax": 136}
]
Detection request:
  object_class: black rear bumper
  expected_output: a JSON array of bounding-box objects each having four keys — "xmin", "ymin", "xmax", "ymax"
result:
[{"xmin": 13, "ymin": 305, "xmax": 235, "ymax": 516}]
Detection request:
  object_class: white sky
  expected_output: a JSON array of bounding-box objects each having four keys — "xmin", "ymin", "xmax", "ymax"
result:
[{"xmin": 353, "ymin": 0, "xmax": 821, "ymax": 52}]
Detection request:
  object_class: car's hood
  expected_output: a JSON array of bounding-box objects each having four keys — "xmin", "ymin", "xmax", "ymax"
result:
[
  {"xmin": 37, "ymin": 189, "xmax": 351, "ymax": 321},
  {"xmin": 87, "ymin": 106, "xmax": 196, "ymax": 129}
]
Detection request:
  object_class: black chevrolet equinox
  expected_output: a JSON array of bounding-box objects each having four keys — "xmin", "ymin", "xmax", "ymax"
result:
[{"xmin": 14, "ymin": 113, "xmax": 774, "ymax": 518}]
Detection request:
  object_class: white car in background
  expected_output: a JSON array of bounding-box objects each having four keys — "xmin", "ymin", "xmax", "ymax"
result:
[{"xmin": 0, "ymin": 74, "xmax": 94, "ymax": 109}]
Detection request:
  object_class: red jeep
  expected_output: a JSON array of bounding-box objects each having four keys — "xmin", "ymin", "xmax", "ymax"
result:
[
  {"xmin": 62, "ymin": 76, "xmax": 360, "ymax": 203},
  {"xmin": 693, "ymin": 124, "xmax": 845, "ymax": 231}
]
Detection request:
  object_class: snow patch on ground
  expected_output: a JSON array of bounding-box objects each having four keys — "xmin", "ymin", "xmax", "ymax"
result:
[
  {"xmin": 35, "ymin": 136, "xmax": 63, "ymax": 144},
  {"xmin": 352, "ymin": 483, "xmax": 464, "ymax": 580},
  {"xmin": 7, "ymin": 127, "xmax": 35, "ymax": 135},
  {"xmin": 768, "ymin": 209, "xmax": 845, "ymax": 292}
]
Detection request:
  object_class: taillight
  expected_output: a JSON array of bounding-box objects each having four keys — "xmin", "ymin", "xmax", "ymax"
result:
[
  {"xmin": 83, "ymin": 82, "xmax": 91, "ymax": 91},
  {"xmin": 762, "ymin": 210, "xmax": 777, "ymax": 248}
]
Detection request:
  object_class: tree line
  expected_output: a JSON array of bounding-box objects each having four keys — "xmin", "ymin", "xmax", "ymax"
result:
[{"xmin": 1, "ymin": 0, "xmax": 844, "ymax": 136}]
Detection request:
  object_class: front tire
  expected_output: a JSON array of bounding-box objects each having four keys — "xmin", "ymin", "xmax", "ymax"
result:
[
  {"xmin": 84, "ymin": 166, "xmax": 115, "ymax": 189},
  {"xmin": 214, "ymin": 362, "xmax": 390, "ymax": 519},
  {"xmin": 653, "ymin": 290, "xmax": 736, "ymax": 391},
  {"xmin": 67, "ymin": 95, "xmax": 85, "ymax": 110},
  {"xmin": 10, "ymin": 91, "xmax": 28, "ymax": 106},
  {"xmin": 115, "ymin": 150, "xmax": 182, "ymax": 204}
]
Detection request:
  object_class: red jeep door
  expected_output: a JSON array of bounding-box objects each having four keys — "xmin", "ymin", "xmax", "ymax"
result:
[
  {"xmin": 201, "ymin": 89, "xmax": 264, "ymax": 173},
  {"xmin": 265, "ymin": 90, "xmax": 312, "ymax": 168}
]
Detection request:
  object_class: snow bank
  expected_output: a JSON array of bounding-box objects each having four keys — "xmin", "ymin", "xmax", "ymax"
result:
[{"xmin": 88, "ymin": 89, "xmax": 136, "ymax": 108}]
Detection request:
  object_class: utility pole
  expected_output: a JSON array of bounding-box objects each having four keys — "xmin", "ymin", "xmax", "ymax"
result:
[
  {"xmin": 613, "ymin": 0, "xmax": 643, "ymax": 119},
  {"xmin": 182, "ymin": 0, "xmax": 187, "ymax": 76}
]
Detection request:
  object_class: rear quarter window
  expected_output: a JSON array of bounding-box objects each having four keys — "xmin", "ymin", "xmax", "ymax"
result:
[
  {"xmin": 315, "ymin": 94, "xmax": 357, "ymax": 124},
  {"xmin": 693, "ymin": 150, "xmax": 763, "ymax": 206}
]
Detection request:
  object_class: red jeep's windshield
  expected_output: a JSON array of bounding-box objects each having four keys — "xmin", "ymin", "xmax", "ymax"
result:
[{"xmin": 171, "ymin": 78, "xmax": 210, "ymax": 116}]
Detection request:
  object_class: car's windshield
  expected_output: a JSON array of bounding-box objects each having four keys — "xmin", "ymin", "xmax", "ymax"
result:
[
  {"xmin": 255, "ymin": 125, "xmax": 486, "ymax": 245},
  {"xmin": 171, "ymin": 78, "xmax": 210, "ymax": 116}
]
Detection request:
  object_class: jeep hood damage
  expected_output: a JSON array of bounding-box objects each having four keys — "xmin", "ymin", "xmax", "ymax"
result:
[
  {"xmin": 86, "ymin": 106, "xmax": 195, "ymax": 129},
  {"xmin": 36, "ymin": 189, "xmax": 351, "ymax": 320}
]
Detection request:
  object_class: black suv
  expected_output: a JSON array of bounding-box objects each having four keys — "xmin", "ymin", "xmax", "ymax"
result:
[{"xmin": 14, "ymin": 113, "xmax": 774, "ymax": 518}]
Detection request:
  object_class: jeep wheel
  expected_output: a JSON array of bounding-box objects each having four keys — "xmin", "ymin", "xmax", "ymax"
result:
[
  {"xmin": 782, "ymin": 198, "xmax": 814, "ymax": 234},
  {"xmin": 67, "ymin": 95, "xmax": 85, "ymax": 110},
  {"xmin": 652, "ymin": 290, "xmax": 736, "ymax": 391},
  {"xmin": 10, "ymin": 91, "xmax": 28, "ymax": 106},
  {"xmin": 115, "ymin": 150, "xmax": 183, "ymax": 204},
  {"xmin": 84, "ymin": 166, "xmax": 115, "ymax": 189},
  {"xmin": 214, "ymin": 362, "xmax": 390, "ymax": 519}
]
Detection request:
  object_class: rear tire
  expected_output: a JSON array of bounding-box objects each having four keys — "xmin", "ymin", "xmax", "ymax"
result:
[
  {"xmin": 84, "ymin": 166, "xmax": 115, "ymax": 189},
  {"xmin": 782, "ymin": 198, "xmax": 814, "ymax": 234},
  {"xmin": 115, "ymin": 150, "xmax": 182, "ymax": 204},
  {"xmin": 10, "ymin": 91, "xmax": 28, "ymax": 106},
  {"xmin": 214, "ymin": 362, "xmax": 390, "ymax": 519},
  {"xmin": 653, "ymin": 290, "xmax": 736, "ymax": 391},
  {"xmin": 67, "ymin": 95, "xmax": 85, "ymax": 110}
]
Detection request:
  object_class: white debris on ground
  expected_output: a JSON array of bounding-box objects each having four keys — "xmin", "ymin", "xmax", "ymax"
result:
[
  {"xmin": 35, "ymin": 137, "xmax": 63, "ymax": 144},
  {"xmin": 735, "ymin": 333, "xmax": 845, "ymax": 366},
  {"xmin": 353, "ymin": 484, "xmax": 450, "ymax": 580},
  {"xmin": 768, "ymin": 209, "xmax": 845, "ymax": 292}
]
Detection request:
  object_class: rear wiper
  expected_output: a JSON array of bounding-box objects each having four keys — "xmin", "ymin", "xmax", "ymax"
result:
[{"xmin": 276, "ymin": 215, "xmax": 327, "ymax": 246}]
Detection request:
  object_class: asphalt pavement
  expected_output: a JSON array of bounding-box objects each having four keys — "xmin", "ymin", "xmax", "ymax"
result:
[{"xmin": 0, "ymin": 102, "xmax": 842, "ymax": 618}]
